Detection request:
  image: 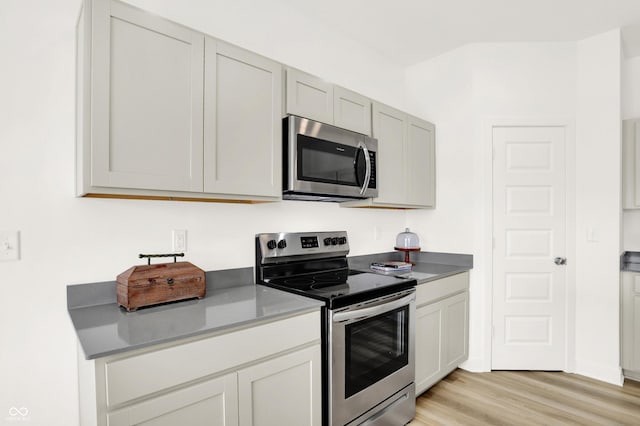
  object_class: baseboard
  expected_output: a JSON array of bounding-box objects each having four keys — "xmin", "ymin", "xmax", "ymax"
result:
[
  {"xmin": 459, "ymin": 357, "xmax": 489, "ymax": 372},
  {"xmin": 623, "ymin": 369, "xmax": 640, "ymax": 382},
  {"xmin": 574, "ymin": 359, "xmax": 623, "ymax": 385}
]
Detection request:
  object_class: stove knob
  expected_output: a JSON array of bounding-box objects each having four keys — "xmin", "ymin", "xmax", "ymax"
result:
[
  {"xmin": 323, "ymin": 237, "xmax": 332, "ymax": 246},
  {"xmin": 277, "ymin": 239, "xmax": 287, "ymax": 249},
  {"xmin": 338, "ymin": 237, "xmax": 347, "ymax": 245},
  {"xmin": 266, "ymin": 239, "xmax": 277, "ymax": 250},
  {"xmin": 331, "ymin": 237, "xmax": 338, "ymax": 245}
]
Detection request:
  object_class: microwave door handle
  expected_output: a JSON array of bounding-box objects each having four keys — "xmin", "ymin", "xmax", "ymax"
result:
[{"xmin": 357, "ymin": 141, "xmax": 371, "ymax": 195}]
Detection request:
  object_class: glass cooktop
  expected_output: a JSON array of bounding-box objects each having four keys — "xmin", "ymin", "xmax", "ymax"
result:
[{"xmin": 262, "ymin": 270, "xmax": 416, "ymax": 309}]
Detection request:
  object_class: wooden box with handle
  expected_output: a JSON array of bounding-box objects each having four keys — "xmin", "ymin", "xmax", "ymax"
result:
[{"xmin": 117, "ymin": 253, "xmax": 206, "ymax": 312}]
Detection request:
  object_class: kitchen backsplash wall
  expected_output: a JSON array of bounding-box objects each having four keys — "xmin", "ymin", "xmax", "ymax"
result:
[
  {"xmin": 125, "ymin": 0, "xmax": 408, "ymax": 111},
  {"xmin": 0, "ymin": 1, "xmax": 407, "ymax": 425}
]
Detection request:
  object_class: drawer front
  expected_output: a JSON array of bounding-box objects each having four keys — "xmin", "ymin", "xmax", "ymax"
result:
[
  {"xmin": 416, "ymin": 272, "xmax": 469, "ymax": 307},
  {"xmin": 105, "ymin": 310, "xmax": 320, "ymax": 407}
]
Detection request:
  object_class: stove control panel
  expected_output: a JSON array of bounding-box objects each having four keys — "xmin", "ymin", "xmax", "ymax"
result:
[
  {"xmin": 256, "ymin": 231, "xmax": 350, "ymax": 263},
  {"xmin": 301, "ymin": 236, "xmax": 319, "ymax": 248}
]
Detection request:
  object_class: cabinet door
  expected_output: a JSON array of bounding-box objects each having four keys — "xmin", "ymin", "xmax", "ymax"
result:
[
  {"xmin": 415, "ymin": 301, "xmax": 444, "ymax": 395},
  {"xmin": 622, "ymin": 273, "xmax": 640, "ymax": 371},
  {"xmin": 334, "ymin": 86, "xmax": 371, "ymax": 135},
  {"xmin": 623, "ymin": 119, "xmax": 640, "ymax": 209},
  {"xmin": 238, "ymin": 345, "xmax": 321, "ymax": 426},
  {"xmin": 286, "ymin": 68, "xmax": 333, "ymax": 124},
  {"xmin": 443, "ymin": 292, "xmax": 469, "ymax": 371},
  {"xmin": 91, "ymin": 0, "xmax": 204, "ymax": 192},
  {"xmin": 406, "ymin": 116, "xmax": 436, "ymax": 207},
  {"xmin": 204, "ymin": 40, "xmax": 282, "ymax": 197},
  {"xmin": 107, "ymin": 373, "xmax": 238, "ymax": 426},
  {"xmin": 372, "ymin": 103, "xmax": 407, "ymax": 204}
]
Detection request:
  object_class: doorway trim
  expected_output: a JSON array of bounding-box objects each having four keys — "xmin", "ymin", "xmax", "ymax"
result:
[{"xmin": 482, "ymin": 117, "xmax": 576, "ymax": 373}]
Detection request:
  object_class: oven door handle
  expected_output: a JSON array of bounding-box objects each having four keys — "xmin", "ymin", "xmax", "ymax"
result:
[{"xmin": 332, "ymin": 292, "xmax": 415, "ymax": 323}]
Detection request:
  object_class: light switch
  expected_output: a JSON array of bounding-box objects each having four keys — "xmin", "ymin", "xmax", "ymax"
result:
[{"xmin": 0, "ymin": 231, "xmax": 20, "ymax": 261}]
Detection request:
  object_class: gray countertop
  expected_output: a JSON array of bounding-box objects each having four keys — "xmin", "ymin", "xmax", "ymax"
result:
[
  {"xmin": 349, "ymin": 251, "xmax": 473, "ymax": 283},
  {"xmin": 68, "ymin": 268, "xmax": 323, "ymax": 360},
  {"xmin": 622, "ymin": 251, "xmax": 640, "ymax": 272},
  {"xmin": 68, "ymin": 251, "xmax": 472, "ymax": 360}
]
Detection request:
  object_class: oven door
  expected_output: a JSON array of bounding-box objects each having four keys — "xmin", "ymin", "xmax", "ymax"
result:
[{"xmin": 329, "ymin": 289, "xmax": 415, "ymax": 426}]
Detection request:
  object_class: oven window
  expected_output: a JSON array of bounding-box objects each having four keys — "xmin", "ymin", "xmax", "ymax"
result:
[
  {"xmin": 297, "ymin": 134, "xmax": 358, "ymax": 186},
  {"xmin": 344, "ymin": 306, "xmax": 409, "ymax": 398}
]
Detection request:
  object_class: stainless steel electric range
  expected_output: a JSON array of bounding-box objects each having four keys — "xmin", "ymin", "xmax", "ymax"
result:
[{"xmin": 255, "ymin": 231, "xmax": 417, "ymax": 426}]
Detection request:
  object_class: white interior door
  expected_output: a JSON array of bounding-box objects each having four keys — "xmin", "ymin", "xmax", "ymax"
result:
[{"xmin": 492, "ymin": 125, "xmax": 566, "ymax": 370}]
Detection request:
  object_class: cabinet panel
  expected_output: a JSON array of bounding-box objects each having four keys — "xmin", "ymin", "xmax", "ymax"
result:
[
  {"xmin": 238, "ymin": 345, "xmax": 321, "ymax": 426},
  {"xmin": 623, "ymin": 119, "xmax": 640, "ymax": 208},
  {"xmin": 634, "ymin": 293, "xmax": 640, "ymax": 369},
  {"xmin": 444, "ymin": 292, "xmax": 469, "ymax": 370},
  {"xmin": 105, "ymin": 311, "xmax": 319, "ymax": 407},
  {"xmin": 286, "ymin": 69, "xmax": 333, "ymax": 124},
  {"xmin": 204, "ymin": 40, "xmax": 282, "ymax": 197},
  {"xmin": 415, "ymin": 273, "xmax": 470, "ymax": 395},
  {"xmin": 91, "ymin": 1, "xmax": 204, "ymax": 192},
  {"xmin": 107, "ymin": 373, "xmax": 238, "ymax": 426},
  {"xmin": 415, "ymin": 301, "xmax": 443, "ymax": 395},
  {"xmin": 406, "ymin": 117, "xmax": 436, "ymax": 207},
  {"xmin": 333, "ymin": 86, "xmax": 371, "ymax": 135},
  {"xmin": 416, "ymin": 272, "xmax": 469, "ymax": 307},
  {"xmin": 372, "ymin": 103, "xmax": 407, "ymax": 204}
]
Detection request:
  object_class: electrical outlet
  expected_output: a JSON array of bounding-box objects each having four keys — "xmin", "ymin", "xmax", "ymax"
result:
[
  {"xmin": 0, "ymin": 231, "xmax": 20, "ymax": 261},
  {"xmin": 172, "ymin": 229, "xmax": 187, "ymax": 252}
]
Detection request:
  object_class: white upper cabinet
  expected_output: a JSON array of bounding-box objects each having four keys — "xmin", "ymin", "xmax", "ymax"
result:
[
  {"xmin": 204, "ymin": 40, "xmax": 282, "ymax": 197},
  {"xmin": 333, "ymin": 86, "xmax": 372, "ymax": 135},
  {"xmin": 623, "ymin": 119, "xmax": 640, "ymax": 209},
  {"xmin": 89, "ymin": 0, "xmax": 204, "ymax": 192},
  {"xmin": 373, "ymin": 103, "xmax": 408, "ymax": 205},
  {"xmin": 286, "ymin": 68, "xmax": 334, "ymax": 125},
  {"xmin": 77, "ymin": 0, "xmax": 281, "ymax": 202},
  {"xmin": 342, "ymin": 102, "xmax": 436, "ymax": 209},
  {"xmin": 406, "ymin": 116, "xmax": 436, "ymax": 207},
  {"xmin": 285, "ymin": 68, "xmax": 372, "ymax": 135}
]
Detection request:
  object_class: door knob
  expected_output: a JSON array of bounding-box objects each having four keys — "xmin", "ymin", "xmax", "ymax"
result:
[{"xmin": 554, "ymin": 257, "xmax": 567, "ymax": 265}]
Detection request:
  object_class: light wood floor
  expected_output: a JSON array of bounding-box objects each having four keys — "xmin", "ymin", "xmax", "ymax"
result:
[{"xmin": 408, "ymin": 369, "xmax": 640, "ymax": 425}]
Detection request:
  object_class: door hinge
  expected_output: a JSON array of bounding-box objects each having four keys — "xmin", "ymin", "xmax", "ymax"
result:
[{"xmin": 492, "ymin": 237, "xmax": 495, "ymax": 249}]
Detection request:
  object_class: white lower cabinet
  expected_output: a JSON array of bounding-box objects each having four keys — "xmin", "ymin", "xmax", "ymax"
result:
[
  {"xmin": 78, "ymin": 311, "xmax": 321, "ymax": 426},
  {"xmin": 107, "ymin": 373, "xmax": 238, "ymax": 426},
  {"xmin": 238, "ymin": 345, "xmax": 321, "ymax": 426},
  {"xmin": 621, "ymin": 272, "xmax": 640, "ymax": 379},
  {"xmin": 414, "ymin": 272, "xmax": 469, "ymax": 395}
]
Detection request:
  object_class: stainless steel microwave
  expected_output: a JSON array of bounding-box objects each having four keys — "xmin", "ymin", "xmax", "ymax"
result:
[{"xmin": 283, "ymin": 115, "xmax": 378, "ymax": 201}]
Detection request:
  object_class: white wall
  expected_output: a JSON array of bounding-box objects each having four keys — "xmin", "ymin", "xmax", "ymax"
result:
[
  {"xmin": 405, "ymin": 35, "xmax": 624, "ymax": 384},
  {"xmin": 404, "ymin": 42, "xmax": 578, "ymax": 371},
  {"xmin": 126, "ymin": 0, "xmax": 407, "ymax": 110},
  {"xmin": 0, "ymin": 1, "xmax": 407, "ymax": 425},
  {"xmin": 574, "ymin": 29, "xmax": 622, "ymax": 384}
]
